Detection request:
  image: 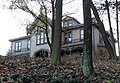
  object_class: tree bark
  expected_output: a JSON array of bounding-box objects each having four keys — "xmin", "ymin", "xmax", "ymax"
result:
[
  {"xmin": 50, "ymin": 0, "xmax": 55, "ymax": 56},
  {"xmin": 106, "ymin": 0, "xmax": 117, "ymax": 58},
  {"xmin": 82, "ymin": 0, "xmax": 95, "ymax": 77},
  {"xmin": 51, "ymin": 0, "xmax": 62, "ymax": 66},
  {"xmin": 91, "ymin": 1, "xmax": 116, "ymax": 59}
]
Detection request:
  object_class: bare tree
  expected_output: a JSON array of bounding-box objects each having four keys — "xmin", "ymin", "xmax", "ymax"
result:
[
  {"xmin": 106, "ymin": 0, "xmax": 117, "ymax": 58},
  {"xmin": 82, "ymin": 0, "xmax": 95, "ymax": 77},
  {"xmin": 51, "ymin": 0, "xmax": 63, "ymax": 66},
  {"xmin": 94, "ymin": 0, "xmax": 120, "ymax": 57},
  {"xmin": 91, "ymin": 1, "xmax": 117, "ymax": 59}
]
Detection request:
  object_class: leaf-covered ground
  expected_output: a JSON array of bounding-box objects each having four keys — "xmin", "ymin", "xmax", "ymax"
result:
[{"xmin": 0, "ymin": 55, "xmax": 120, "ymax": 83}]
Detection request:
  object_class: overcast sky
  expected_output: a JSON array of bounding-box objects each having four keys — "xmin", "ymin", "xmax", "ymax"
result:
[
  {"xmin": 0, "ymin": 8, "xmax": 26, "ymax": 55},
  {"xmin": 0, "ymin": 0, "xmax": 35, "ymax": 55}
]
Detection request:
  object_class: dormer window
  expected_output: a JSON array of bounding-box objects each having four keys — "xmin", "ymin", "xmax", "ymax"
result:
[
  {"xmin": 63, "ymin": 21, "xmax": 73, "ymax": 27},
  {"xmin": 63, "ymin": 16, "xmax": 81, "ymax": 28},
  {"xmin": 64, "ymin": 22, "xmax": 68, "ymax": 27},
  {"xmin": 69, "ymin": 21, "xmax": 73, "ymax": 26}
]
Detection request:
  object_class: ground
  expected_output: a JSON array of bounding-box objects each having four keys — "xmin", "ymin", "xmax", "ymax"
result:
[{"xmin": 0, "ymin": 55, "xmax": 120, "ymax": 83}]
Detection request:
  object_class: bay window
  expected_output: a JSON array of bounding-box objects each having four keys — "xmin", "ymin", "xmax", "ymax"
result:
[{"xmin": 36, "ymin": 32, "xmax": 47, "ymax": 45}]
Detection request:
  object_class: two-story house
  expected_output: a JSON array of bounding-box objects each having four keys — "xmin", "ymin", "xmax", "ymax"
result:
[{"xmin": 8, "ymin": 16, "xmax": 109, "ymax": 57}]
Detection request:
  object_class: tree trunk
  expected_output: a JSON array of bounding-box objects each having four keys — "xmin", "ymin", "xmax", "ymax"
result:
[
  {"xmin": 116, "ymin": 0, "xmax": 120, "ymax": 57},
  {"xmin": 50, "ymin": 0, "xmax": 55, "ymax": 56},
  {"xmin": 91, "ymin": 1, "xmax": 116, "ymax": 59},
  {"xmin": 82, "ymin": 0, "xmax": 95, "ymax": 77},
  {"xmin": 51, "ymin": 0, "xmax": 62, "ymax": 66},
  {"xmin": 106, "ymin": 0, "xmax": 117, "ymax": 58}
]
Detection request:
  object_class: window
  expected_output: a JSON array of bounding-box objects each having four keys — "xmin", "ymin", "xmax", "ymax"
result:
[
  {"xmin": 15, "ymin": 42, "xmax": 22, "ymax": 52},
  {"xmin": 64, "ymin": 21, "xmax": 73, "ymax": 27},
  {"xmin": 44, "ymin": 34, "xmax": 47, "ymax": 43},
  {"xmin": 27, "ymin": 39, "xmax": 31, "ymax": 50},
  {"xmin": 36, "ymin": 32, "xmax": 47, "ymax": 45},
  {"xmin": 65, "ymin": 31, "xmax": 72, "ymax": 43},
  {"xmin": 64, "ymin": 22, "xmax": 68, "ymax": 27},
  {"xmin": 68, "ymin": 32, "xmax": 72, "ymax": 41},
  {"xmin": 36, "ymin": 34, "xmax": 40, "ymax": 45},
  {"xmin": 69, "ymin": 21, "xmax": 73, "ymax": 26},
  {"xmin": 40, "ymin": 32, "xmax": 44, "ymax": 44},
  {"xmin": 80, "ymin": 29, "xmax": 84, "ymax": 41}
]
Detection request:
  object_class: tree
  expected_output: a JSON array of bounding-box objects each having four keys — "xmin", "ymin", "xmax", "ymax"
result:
[
  {"xmin": 51, "ymin": 0, "xmax": 63, "ymax": 66},
  {"xmin": 105, "ymin": 0, "xmax": 117, "ymax": 58},
  {"xmin": 82, "ymin": 0, "xmax": 95, "ymax": 77},
  {"xmin": 91, "ymin": 1, "xmax": 117, "ymax": 59},
  {"xmin": 116, "ymin": 0, "xmax": 120, "ymax": 57},
  {"xmin": 94, "ymin": 0, "xmax": 120, "ymax": 57}
]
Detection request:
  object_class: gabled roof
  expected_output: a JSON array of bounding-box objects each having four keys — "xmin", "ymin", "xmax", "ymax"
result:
[
  {"xmin": 27, "ymin": 13, "xmax": 51, "ymax": 34},
  {"xmin": 62, "ymin": 16, "xmax": 81, "ymax": 24}
]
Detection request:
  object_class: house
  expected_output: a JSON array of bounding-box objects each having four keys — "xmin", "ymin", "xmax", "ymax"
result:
[{"xmin": 8, "ymin": 16, "xmax": 109, "ymax": 57}]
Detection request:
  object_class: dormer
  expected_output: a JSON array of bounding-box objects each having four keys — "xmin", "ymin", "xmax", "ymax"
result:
[{"xmin": 63, "ymin": 16, "xmax": 81, "ymax": 28}]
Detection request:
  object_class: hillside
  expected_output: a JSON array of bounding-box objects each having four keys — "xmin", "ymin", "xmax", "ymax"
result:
[{"xmin": 0, "ymin": 55, "xmax": 120, "ymax": 83}]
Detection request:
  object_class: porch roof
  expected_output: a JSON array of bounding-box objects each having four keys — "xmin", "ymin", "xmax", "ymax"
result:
[{"xmin": 9, "ymin": 35, "xmax": 31, "ymax": 42}]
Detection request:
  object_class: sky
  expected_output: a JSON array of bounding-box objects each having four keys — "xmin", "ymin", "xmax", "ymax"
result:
[
  {"xmin": 0, "ymin": 0, "xmax": 35, "ymax": 55},
  {"xmin": 0, "ymin": 0, "xmax": 119, "ymax": 56},
  {"xmin": 0, "ymin": 8, "xmax": 26, "ymax": 55},
  {"xmin": 0, "ymin": 0, "xmax": 82, "ymax": 56}
]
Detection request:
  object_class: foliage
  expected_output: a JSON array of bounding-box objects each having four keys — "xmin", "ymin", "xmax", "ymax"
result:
[{"xmin": 0, "ymin": 55, "xmax": 120, "ymax": 82}]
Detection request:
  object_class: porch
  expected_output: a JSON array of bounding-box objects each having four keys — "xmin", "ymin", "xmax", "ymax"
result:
[{"xmin": 8, "ymin": 48, "xmax": 30, "ymax": 56}]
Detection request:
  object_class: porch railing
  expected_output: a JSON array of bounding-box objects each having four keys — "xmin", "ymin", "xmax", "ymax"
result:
[
  {"xmin": 8, "ymin": 48, "xmax": 30, "ymax": 56},
  {"xmin": 62, "ymin": 38, "xmax": 83, "ymax": 45}
]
